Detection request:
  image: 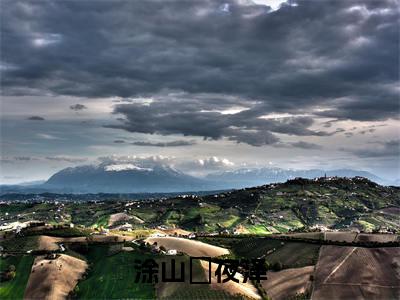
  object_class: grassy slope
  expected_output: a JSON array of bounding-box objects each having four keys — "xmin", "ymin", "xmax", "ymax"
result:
[{"xmin": 0, "ymin": 255, "xmax": 34, "ymax": 300}]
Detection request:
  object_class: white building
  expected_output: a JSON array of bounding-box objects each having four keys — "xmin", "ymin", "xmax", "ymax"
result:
[{"xmin": 166, "ymin": 249, "xmax": 177, "ymax": 255}]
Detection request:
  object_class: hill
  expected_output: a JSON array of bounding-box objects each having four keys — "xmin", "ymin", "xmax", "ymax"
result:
[{"xmin": 1, "ymin": 177, "xmax": 399, "ymax": 233}]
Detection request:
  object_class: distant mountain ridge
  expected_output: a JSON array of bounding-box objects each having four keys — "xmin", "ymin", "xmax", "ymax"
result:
[
  {"xmin": 0, "ymin": 162, "xmax": 395, "ymax": 194},
  {"xmin": 206, "ymin": 167, "xmax": 389, "ymax": 188},
  {"xmin": 43, "ymin": 162, "xmax": 217, "ymax": 193}
]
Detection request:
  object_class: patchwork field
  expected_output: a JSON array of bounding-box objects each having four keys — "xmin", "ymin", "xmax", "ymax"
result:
[{"xmin": 312, "ymin": 245, "xmax": 400, "ymax": 299}]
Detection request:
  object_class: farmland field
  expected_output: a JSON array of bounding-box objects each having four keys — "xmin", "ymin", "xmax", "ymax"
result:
[
  {"xmin": 76, "ymin": 245, "xmax": 156, "ymax": 299},
  {"xmin": 265, "ymin": 242, "xmax": 320, "ymax": 269},
  {"xmin": 231, "ymin": 237, "xmax": 283, "ymax": 258},
  {"xmin": 312, "ymin": 245, "xmax": 400, "ymax": 299},
  {"xmin": 1, "ymin": 236, "xmax": 38, "ymax": 253},
  {"xmin": 262, "ymin": 266, "xmax": 314, "ymax": 300},
  {"xmin": 355, "ymin": 233, "xmax": 398, "ymax": 243},
  {"xmin": 0, "ymin": 255, "xmax": 34, "ymax": 300}
]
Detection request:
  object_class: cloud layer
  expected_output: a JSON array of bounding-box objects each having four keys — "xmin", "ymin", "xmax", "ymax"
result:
[{"xmin": 2, "ymin": 0, "xmax": 398, "ymax": 146}]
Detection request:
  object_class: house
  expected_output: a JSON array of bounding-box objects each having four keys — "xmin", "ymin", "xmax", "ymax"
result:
[
  {"xmin": 118, "ymin": 223, "xmax": 133, "ymax": 231},
  {"xmin": 166, "ymin": 249, "xmax": 177, "ymax": 255}
]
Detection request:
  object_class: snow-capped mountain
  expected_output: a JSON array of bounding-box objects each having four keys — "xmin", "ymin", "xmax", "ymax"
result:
[{"xmin": 43, "ymin": 162, "xmax": 218, "ymax": 193}]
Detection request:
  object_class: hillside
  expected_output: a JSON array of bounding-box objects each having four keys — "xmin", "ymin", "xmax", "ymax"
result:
[{"xmin": 1, "ymin": 177, "xmax": 399, "ymax": 234}]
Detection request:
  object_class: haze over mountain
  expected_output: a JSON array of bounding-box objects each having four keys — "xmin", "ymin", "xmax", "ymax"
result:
[{"xmin": 0, "ymin": 161, "xmax": 394, "ymax": 194}]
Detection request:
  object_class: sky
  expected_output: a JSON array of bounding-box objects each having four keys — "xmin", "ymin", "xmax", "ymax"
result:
[{"xmin": 1, "ymin": 0, "xmax": 399, "ymax": 184}]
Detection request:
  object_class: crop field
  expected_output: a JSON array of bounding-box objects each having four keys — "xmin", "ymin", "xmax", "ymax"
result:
[
  {"xmin": 313, "ymin": 245, "xmax": 400, "ymax": 299},
  {"xmin": 1, "ymin": 236, "xmax": 38, "ymax": 253},
  {"xmin": 231, "ymin": 237, "xmax": 283, "ymax": 258},
  {"xmin": 262, "ymin": 266, "xmax": 314, "ymax": 300},
  {"xmin": 281, "ymin": 232, "xmax": 324, "ymax": 240},
  {"xmin": 265, "ymin": 242, "xmax": 320, "ymax": 269},
  {"xmin": 355, "ymin": 233, "xmax": 399, "ymax": 243},
  {"xmin": 0, "ymin": 255, "xmax": 34, "ymax": 300},
  {"xmin": 324, "ymin": 232, "xmax": 357, "ymax": 243},
  {"xmin": 244, "ymin": 225, "xmax": 271, "ymax": 235},
  {"xmin": 76, "ymin": 245, "xmax": 155, "ymax": 299}
]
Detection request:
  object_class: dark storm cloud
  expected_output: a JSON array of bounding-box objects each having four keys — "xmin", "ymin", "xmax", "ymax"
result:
[
  {"xmin": 132, "ymin": 140, "xmax": 197, "ymax": 147},
  {"xmin": 105, "ymin": 96, "xmax": 337, "ymax": 145},
  {"xmin": 69, "ymin": 104, "xmax": 87, "ymax": 111},
  {"xmin": 113, "ymin": 139, "xmax": 125, "ymax": 144},
  {"xmin": 1, "ymin": 0, "xmax": 398, "ymax": 144},
  {"xmin": 27, "ymin": 116, "xmax": 45, "ymax": 121}
]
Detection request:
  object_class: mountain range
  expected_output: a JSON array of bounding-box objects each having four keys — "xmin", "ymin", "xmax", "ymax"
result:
[{"xmin": 0, "ymin": 162, "xmax": 395, "ymax": 194}]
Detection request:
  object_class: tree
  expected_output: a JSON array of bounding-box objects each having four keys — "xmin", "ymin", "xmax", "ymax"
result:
[{"xmin": 8, "ymin": 265, "xmax": 16, "ymax": 272}]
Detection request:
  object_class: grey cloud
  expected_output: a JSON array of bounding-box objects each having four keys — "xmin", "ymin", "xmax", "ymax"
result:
[
  {"xmin": 27, "ymin": 116, "xmax": 45, "ymax": 121},
  {"xmin": 274, "ymin": 141, "xmax": 323, "ymax": 150},
  {"xmin": 343, "ymin": 139, "xmax": 400, "ymax": 158},
  {"xmin": 14, "ymin": 156, "xmax": 38, "ymax": 161},
  {"xmin": 45, "ymin": 156, "xmax": 87, "ymax": 163},
  {"xmin": 70, "ymin": 104, "xmax": 87, "ymax": 111},
  {"xmin": 345, "ymin": 132, "xmax": 354, "ymax": 138},
  {"xmin": 1, "ymin": 0, "xmax": 398, "ymax": 123},
  {"xmin": 290, "ymin": 141, "xmax": 323, "ymax": 150},
  {"xmin": 105, "ymin": 98, "xmax": 333, "ymax": 146},
  {"xmin": 113, "ymin": 140, "xmax": 125, "ymax": 144},
  {"xmin": 132, "ymin": 140, "xmax": 196, "ymax": 147}
]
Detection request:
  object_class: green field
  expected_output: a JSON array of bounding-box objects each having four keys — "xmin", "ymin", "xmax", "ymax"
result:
[
  {"xmin": 244, "ymin": 225, "xmax": 271, "ymax": 235},
  {"xmin": 76, "ymin": 245, "xmax": 155, "ymax": 299},
  {"xmin": 1, "ymin": 236, "xmax": 38, "ymax": 253},
  {"xmin": 91, "ymin": 215, "xmax": 109, "ymax": 228},
  {"xmin": 0, "ymin": 255, "xmax": 34, "ymax": 300}
]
